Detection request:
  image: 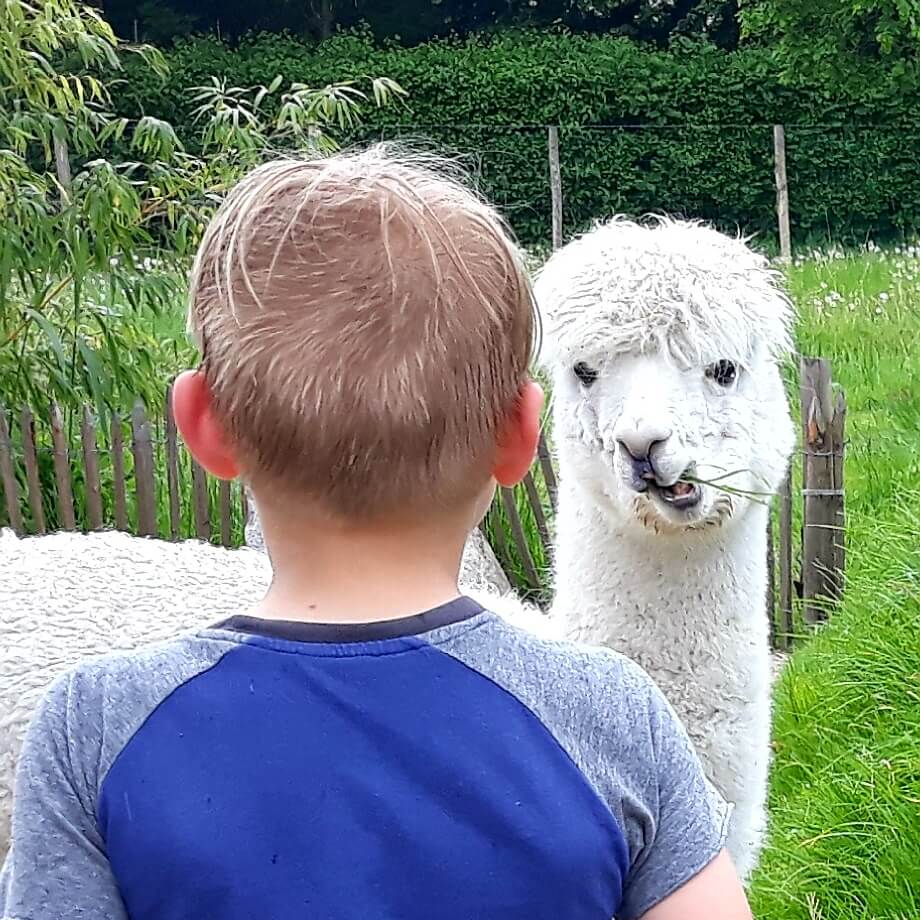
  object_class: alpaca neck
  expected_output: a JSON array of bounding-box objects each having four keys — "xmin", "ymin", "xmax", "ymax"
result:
[{"xmin": 551, "ymin": 479, "xmax": 770, "ymax": 652}]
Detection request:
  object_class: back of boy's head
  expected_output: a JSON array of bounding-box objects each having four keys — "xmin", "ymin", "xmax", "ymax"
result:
[{"xmin": 188, "ymin": 144, "xmax": 535, "ymax": 521}]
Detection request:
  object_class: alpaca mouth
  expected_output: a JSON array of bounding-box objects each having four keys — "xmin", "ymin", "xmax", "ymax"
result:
[{"xmin": 648, "ymin": 478, "xmax": 702, "ymax": 511}]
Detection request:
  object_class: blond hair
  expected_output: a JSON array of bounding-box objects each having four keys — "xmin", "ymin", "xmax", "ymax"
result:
[{"xmin": 188, "ymin": 144, "xmax": 535, "ymax": 520}]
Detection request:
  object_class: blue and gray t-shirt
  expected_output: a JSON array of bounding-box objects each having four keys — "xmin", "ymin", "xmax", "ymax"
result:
[{"xmin": 1, "ymin": 597, "xmax": 729, "ymax": 920}]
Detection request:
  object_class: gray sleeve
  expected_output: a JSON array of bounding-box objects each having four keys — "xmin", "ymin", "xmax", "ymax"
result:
[
  {"xmin": 0, "ymin": 672, "xmax": 128, "ymax": 920},
  {"xmin": 616, "ymin": 668, "xmax": 731, "ymax": 920},
  {"xmin": 1, "ymin": 633, "xmax": 230, "ymax": 920},
  {"xmin": 431, "ymin": 615, "xmax": 730, "ymax": 920}
]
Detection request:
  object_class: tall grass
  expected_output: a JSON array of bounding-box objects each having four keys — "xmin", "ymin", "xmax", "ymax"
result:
[
  {"xmin": 749, "ymin": 247, "xmax": 920, "ymax": 917},
  {"xmin": 751, "ymin": 508, "xmax": 920, "ymax": 919}
]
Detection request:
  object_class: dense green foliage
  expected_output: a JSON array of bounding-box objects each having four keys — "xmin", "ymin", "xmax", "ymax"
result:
[
  {"xmin": 117, "ymin": 29, "xmax": 920, "ymax": 247},
  {"xmin": 741, "ymin": 0, "xmax": 920, "ymax": 90},
  {"xmin": 104, "ymin": 0, "xmax": 740, "ymax": 48},
  {"xmin": 0, "ymin": 0, "xmax": 402, "ymax": 412}
]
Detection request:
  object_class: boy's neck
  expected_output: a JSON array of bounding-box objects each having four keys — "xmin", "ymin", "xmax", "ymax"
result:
[{"xmin": 250, "ymin": 500, "xmax": 474, "ymax": 626}]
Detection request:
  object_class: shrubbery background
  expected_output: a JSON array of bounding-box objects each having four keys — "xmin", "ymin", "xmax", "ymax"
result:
[{"xmin": 117, "ymin": 29, "xmax": 920, "ymax": 247}]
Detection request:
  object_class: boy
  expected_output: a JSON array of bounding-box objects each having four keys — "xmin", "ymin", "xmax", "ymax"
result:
[{"xmin": 0, "ymin": 146, "xmax": 753, "ymax": 919}]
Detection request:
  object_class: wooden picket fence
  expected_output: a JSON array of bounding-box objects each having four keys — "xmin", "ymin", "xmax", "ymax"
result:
[
  {"xmin": 0, "ymin": 356, "xmax": 846, "ymax": 647},
  {"xmin": 0, "ymin": 388, "xmax": 558, "ymax": 590},
  {"xmin": 0, "ymin": 394, "xmax": 249, "ymax": 548}
]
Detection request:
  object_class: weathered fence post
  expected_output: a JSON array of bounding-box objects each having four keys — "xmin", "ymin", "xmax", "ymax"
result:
[
  {"xmin": 800, "ymin": 357, "xmax": 847, "ymax": 625},
  {"xmin": 165, "ymin": 388, "xmax": 182, "ymax": 540},
  {"xmin": 548, "ymin": 126, "xmax": 563, "ymax": 250},
  {"xmin": 191, "ymin": 460, "xmax": 211, "ymax": 541},
  {"xmin": 219, "ymin": 480, "xmax": 232, "ymax": 547},
  {"xmin": 111, "ymin": 411, "xmax": 128, "ymax": 531},
  {"xmin": 773, "ymin": 125, "xmax": 792, "ymax": 261},
  {"xmin": 20, "ymin": 408, "xmax": 46, "ymax": 533},
  {"xmin": 0, "ymin": 407, "xmax": 24, "ymax": 535},
  {"xmin": 500, "ymin": 487, "xmax": 540, "ymax": 591},
  {"xmin": 49, "ymin": 402, "xmax": 76, "ymax": 531},
  {"xmin": 81, "ymin": 407, "xmax": 103, "ymax": 530},
  {"xmin": 131, "ymin": 401, "xmax": 157, "ymax": 537},
  {"xmin": 778, "ymin": 469, "xmax": 795, "ymax": 646},
  {"xmin": 766, "ymin": 515, "xmax": 776, "ymax": 647},
  {"xmin": 537, "ymin": 432, "xmax": 558, "ymax": 513}
]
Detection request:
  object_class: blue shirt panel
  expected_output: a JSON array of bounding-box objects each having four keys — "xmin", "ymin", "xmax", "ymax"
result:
[{"xmin": 97, "ymin": 629, "xmax": 628, "ymax": 920}]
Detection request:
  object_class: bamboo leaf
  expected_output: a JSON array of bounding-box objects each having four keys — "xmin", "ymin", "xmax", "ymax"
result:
[{"xmin": 24, "ymin": 307, "xmax": 69, "ymax": 376}]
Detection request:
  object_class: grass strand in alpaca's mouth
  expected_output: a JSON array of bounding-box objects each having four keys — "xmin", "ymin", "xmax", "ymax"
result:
[{"xmin": 680, "ymin": 469, "xmax": 773, "ymax": 505}]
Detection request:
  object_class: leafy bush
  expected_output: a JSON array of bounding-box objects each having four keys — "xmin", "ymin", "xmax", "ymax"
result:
[
  {"xmin": 0, "ymin": 1, "xmax": 403, "ymax": 413},
  {"xmin": 117, "ymin": 29, "xmax": 920, "ymax": 247}
]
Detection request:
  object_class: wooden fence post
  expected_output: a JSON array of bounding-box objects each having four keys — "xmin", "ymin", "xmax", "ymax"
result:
[
  {"xmin": 219, "ymin": 480, "xmax": 232, "ymax": 547},
  {"xmin": 522, "ymin": 471, "xmax": 551, "ymax": 553},
  {"xmin": 500, "ymin": 487, "xmax": 541, "ymax": 591},
  {"xmin": 191, "ymin": 461, "xmax": 211, "ymax": 541},
  {"xmin": 131, "ymin": 401, "xmax": 157, "ymax": 537},
  {"xmin": 537, "ymin": 432, "xmax": 558, "ymax": 513},
  {"xmin": 778, "ymin": 468, "xmax": 795, "ymax": 646},
  {"xmin": 800, "ymin": 357, "xmax": 846, "ymax": 625},
  {"xmin": 111, "ymin": 412, "xmax": 128, "ymax": 531},
  {"xmin": 49, "ymin": 402, "xmax": 76, "ymax": 531},
  {"xmin": 0, "ymin": 407, "xmax": 24, "ymax": 535},
  {"xmin": 773, "ymin": 125, "xmax": 792, "ymax": 261},
  {"xmin": 548, "ymin": 126, "xmax": 563, "ymax": 250},
  {"xmin": 766, "ymin": 515, "xmax": 776, "ymax": 647},
  {"xmin": 81, "ymin": 407, "xmax": 103, "ymax": 530},
  {"xmin": 165, "ymin": 389, "xmax": 182, "ymax": 540},
  {"xmin": 20, "ymin": 408, "xmax": 45, "ymax": 533}
]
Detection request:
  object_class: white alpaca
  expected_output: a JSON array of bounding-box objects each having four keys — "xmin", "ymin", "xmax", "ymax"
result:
[
  {"xmin": 535, "ymin": 216, "xmax": 796, "ymax": 879},
  {"xmin": 0, "ymin": 527, "xmax": 547, "ymax": 857}
]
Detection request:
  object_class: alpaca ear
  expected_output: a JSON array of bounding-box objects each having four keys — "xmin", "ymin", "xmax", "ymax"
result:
[
  {"xmin": 492, "ymin": 380, "xmax": 544, "ymax": 488},
  {"xmin": 171, "ymin": 370, "xmax": 241, "ymax": 481}
]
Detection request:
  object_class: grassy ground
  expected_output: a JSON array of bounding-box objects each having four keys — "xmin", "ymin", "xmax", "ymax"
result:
[{"xmin": 749, "ymin": 248, "xmax": 920, "ymax": 918}]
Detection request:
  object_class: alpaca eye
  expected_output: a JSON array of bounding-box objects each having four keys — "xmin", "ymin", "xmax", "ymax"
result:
[
  {"xmin": 573, "ymin": 362, "xmax": 598, "ymax": 388},
  {"xmin": 705, "ymin": 359, "xmax": 738, "ymax": 388}
]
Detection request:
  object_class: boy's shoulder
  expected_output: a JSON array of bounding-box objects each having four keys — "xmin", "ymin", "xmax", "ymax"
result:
[
  {"xmin": 32, "ymin": 629, "xmax": 233, "ymax": 789},
  {"xmin": 432, "ymin": 606, "xmax": 731, "ymax": 918},
  {"xmin": 47, "ymin": 628, "xmax": 230, "ymax": 703},
  {"xmin": 435, "ymin": 606, "xmax": 672, "ymax": 756}
]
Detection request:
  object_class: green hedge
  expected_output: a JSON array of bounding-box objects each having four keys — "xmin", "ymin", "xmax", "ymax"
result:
[{"xmin": 118, "ymin": 30, "xmax": 920, "ymax": 246}]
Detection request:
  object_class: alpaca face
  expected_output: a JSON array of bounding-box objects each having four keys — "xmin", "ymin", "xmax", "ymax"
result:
[
  {"xmin": 534, "ymin": 217, "xmax": 797, "ymax": 537},
  {"xmin": 550, "ymin": 343, "xmax": 794, "ymax": 534}
]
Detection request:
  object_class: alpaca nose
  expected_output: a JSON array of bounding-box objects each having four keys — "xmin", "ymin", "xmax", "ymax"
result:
[
  {"xmin": 615, "ymin": 423, "xmax": 672, "ymax": 491},
  {"xmin": 614, "ymin": 423, "xmax": 672, "ymax": 465}
]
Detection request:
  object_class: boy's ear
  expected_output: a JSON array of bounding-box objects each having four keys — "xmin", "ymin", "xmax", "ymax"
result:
[
  {"xmin": 492, "ymin": 379, "xmax": 544, "ymax": 488},
  {"xmin": 171, "ymin": 370, "xmax": 240, "ymax": 481}
]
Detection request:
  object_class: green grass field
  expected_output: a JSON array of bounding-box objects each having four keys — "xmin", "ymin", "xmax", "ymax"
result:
[{"xmin": 749, "ymin": 248, "xmax": 920, "ymax": 918}]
